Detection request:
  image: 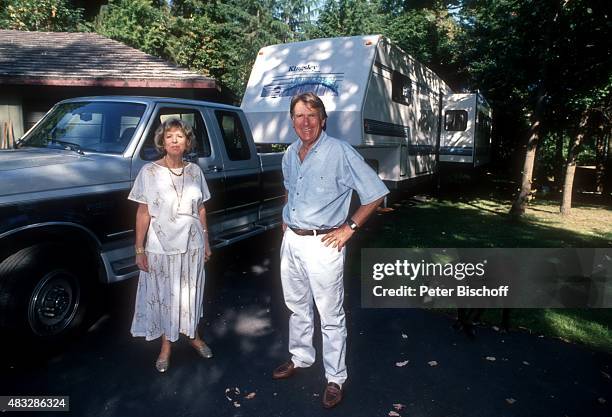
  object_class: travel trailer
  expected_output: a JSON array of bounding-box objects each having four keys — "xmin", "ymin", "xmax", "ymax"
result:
[
  {"xmin": 441, "ymin": 92, "xmax": 492, "ymax": 167},
  {"xmin": 241, "ymin": 35, "xmax": 491, "ymax": 189}
]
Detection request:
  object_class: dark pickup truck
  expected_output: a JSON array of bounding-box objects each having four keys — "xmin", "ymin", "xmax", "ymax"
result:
[{"xmin": 0, "ymin": 96, "xmax": 285, "ymax": 341}]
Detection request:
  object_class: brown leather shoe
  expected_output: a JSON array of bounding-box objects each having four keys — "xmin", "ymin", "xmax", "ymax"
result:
[
  {"xmin": 272, "ymin": 361, "xmax": 296, "ymax": 379},
  {"xmin": 322, "ymin": 382, "xmax": 343, "ymax": 408}
]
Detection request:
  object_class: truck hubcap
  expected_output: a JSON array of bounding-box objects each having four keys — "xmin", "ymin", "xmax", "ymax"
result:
[{"xmin": 28, "ymin": 270, "xmax": 80, "ymax": 336}]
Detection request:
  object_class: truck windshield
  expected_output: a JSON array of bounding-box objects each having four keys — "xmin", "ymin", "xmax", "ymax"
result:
[{"xmin": 19, "ymin": 101, "xmax": 147, "ymax": 154}]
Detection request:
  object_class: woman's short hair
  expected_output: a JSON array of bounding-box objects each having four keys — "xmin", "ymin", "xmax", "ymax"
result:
[
  {"xmin": 290, "ymin": 92, "xmax": 328, "ymax": 121},
  {"xmin": 153, "ymin": 118, "xmax": 196, "ymax": 155}
]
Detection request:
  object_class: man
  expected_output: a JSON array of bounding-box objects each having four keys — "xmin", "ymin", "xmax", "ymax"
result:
[{"xmin": 273, "ymin": 92, "xmax": 389, "ymax": 408}]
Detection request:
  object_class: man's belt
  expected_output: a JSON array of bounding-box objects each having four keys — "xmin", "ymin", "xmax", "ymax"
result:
[{"xmin": 289, "ymin": 226, "xmax": 337, "ymax": 236}]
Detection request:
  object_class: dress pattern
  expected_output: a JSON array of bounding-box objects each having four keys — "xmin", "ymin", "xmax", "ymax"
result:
[{"xmin": 128, "ymin": 162, "xmax": 210, "ymax": 341}]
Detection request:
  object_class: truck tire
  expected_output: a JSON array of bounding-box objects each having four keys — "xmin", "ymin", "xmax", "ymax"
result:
[{"xmin": 0, "ymin": 243, "xmax": 93, "ymax": 340}]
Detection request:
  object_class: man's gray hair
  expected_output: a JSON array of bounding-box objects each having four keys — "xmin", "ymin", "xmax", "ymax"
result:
[{"xmin": 290, "ymin": 92, "xmax": 328, "ymax": 120}]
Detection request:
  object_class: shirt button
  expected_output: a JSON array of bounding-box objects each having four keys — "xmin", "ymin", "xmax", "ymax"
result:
[
  {"xmin": 299, "ymin": 176, "xmax": 302, "ymax": 180},
  {"xmin": 297, "ymin": 192, "xmax": 300, "ymax": 195},
  {"xmin": 292, "ymin": 208, "xmax": 295, "ymax": 211}
]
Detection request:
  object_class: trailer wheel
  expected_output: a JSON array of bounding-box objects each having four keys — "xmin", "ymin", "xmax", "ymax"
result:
[{"xmin": 0, "ymin": 243, "xmax": 93, "ymax": 340}]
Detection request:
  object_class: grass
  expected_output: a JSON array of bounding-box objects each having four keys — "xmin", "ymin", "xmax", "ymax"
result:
[
  {"xmin": 469, "ymin": 308, "xmax": 612, "ymax": 353},
  {"xmin": 352, "ymin": 174, "xmax": 612, "ymax": 353}
]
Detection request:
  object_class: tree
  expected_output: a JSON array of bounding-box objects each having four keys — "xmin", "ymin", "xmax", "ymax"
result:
[
  {"xmin": 457, "ymin": 0, "xmax": 610, "ymax": 215},
  {"xmin": 560, "ymin": 109, "xmax": 592, "ymax": 215},
  {"xmin": 309, "ymin": 0, "xmax": 384, "ymax": 38},
  {"xmin": 94, "ymin": 0, "xmax": 171, "ymax": 57},
  {"xmin": 0, "ymin": 0, "xmax": 84, "ymax": 31},
  {"xmin": 560, "ymin": 80, "xmax": 612, "ymax": 214}
]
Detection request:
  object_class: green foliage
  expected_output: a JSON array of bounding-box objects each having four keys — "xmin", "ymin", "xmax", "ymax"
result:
[
  {"xmin": 310, "ymin": 0, "xmax": 384, "ymax": 38},
  {"xmin": 93, "ymin": 0, "xmax": 302, "ymax": 96},
  {"xmin": 0, "ymin": 0, "xmax": 84, "ymax": 31},
  {"xmin": 384, "ymin": 5, "xmax": 460, "ymax": 81},
  {"xmin": 94, "ymin": 0, "xmax": 171, "ymax": 57},
  {"xmin": 2, "ymin": 0, "xmax": 609, "ymax": 182}
]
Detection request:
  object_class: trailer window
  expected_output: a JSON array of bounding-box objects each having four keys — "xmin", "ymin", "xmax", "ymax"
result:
[
  {"xmin": 476, "ymin": 112, "xmax": 492, "ymax": 145},
  {"xmin": 392, "ymin": 71, "xmax": 412, "ymax": 105},
  {"xmin": 445, "ymin": 110, "xmax": 468, "ymax": 131},
  {"xmin": 215, "ymin": 110, "xmax": 251, "ymax": 161}
]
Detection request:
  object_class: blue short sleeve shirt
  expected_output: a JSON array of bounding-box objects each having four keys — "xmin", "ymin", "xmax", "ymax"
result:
[{"xmin": 282, "ymin": 132, "xmax": 389, "ymax": 229}]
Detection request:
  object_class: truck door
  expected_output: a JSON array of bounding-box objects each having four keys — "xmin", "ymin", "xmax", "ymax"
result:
[
  {"xmin": 132, "ymin": 104, "xmax": 226, "ymax": 233},
  {"xmin": 204, "ymin": 108, "xmax": 261, "ymax": 232}
]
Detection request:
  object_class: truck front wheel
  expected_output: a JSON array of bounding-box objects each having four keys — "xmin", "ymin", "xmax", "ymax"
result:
[{"xmin": 0, "ymin": 243, "xmax": 93, "ymax": 340}]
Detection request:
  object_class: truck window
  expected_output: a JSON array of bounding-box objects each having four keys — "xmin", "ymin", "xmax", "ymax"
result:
[
  {"xmin": 140, "ymin": 108, "xmax": 211, "ymax": 161},
  {"xmin": 215, "ymin": 110, "xmax": 251, "ymax": 161},
  {"xmin": 445, "ymin": 110, "xmax": 468, "ymax": 131},
  {"xmin": 19, "ymin": 102, "xmax": 146, "ymax": 154}
]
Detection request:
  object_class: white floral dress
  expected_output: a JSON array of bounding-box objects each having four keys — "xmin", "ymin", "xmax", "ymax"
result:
[{"xmin": 128, "ymin": 162, "xmax": 210, "ymax": 342}]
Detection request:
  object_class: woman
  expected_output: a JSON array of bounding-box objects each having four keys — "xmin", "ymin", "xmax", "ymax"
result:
[{"xmin": 128, "ymin": 118, "xmax": 213, "ymax": 372}]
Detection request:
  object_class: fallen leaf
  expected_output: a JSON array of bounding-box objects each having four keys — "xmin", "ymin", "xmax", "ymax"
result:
[
  {"xmin": 492, "ymin": 326, "xmax": 500, "ymax": 331},
  {"xmin": 428, "ymin": 360, "xmax": 438, "ymax": 367},
  {"xmin": 402, "ymin": 334, "xmax": 408, "ymax": 339},
  {"xmin": 485, "ymin": 356, "xmax": 496, "ymax": 361},
  {"xmin": 601, "ymin": 371, "xmax": 611, "ymax": 380},
  {"xmin": 233, "ymin": 401, "xmax": 241, "ymax": 408},
  {"xmin": 388, "ymin": 411, "xmax": 400, "ymax": 417},
  {"xmin": 393, "ymin": 403, "xmax": 406, "ymax": 410},
  {"xmin": 244, "ymin": 392, "xmax": 256, "ymax": 400},
  {"xmin": 396, "ymin": 360, "xmax": 410, "ymax": 367},
  {"xmin": 522, "ymin": 361, "xmax": 530, "ymax": 366},
  {"xmin": 598, "ymin": 397, "xmax": 606, "ymax": 404},
  {"xmin": 313, "ymin": 393, "xmax": 320, "ymax": 397},
  {"xmin": 506, "ymin": 398, "xmax": 516, "ymax": 405},
  {"xmin": 225, "ymin": 387, "xmax": 241, "ymax": 402}
]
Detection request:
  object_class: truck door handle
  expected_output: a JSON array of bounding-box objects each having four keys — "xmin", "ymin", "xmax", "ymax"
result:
[{"xmin": 206, "ymin": 165, "xmax": 222, "ymax": 173}]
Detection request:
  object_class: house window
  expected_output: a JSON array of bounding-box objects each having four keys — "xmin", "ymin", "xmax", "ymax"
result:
[{"xmin": 445, "ymin": 110, "xmax": 468, "ymax": 131}]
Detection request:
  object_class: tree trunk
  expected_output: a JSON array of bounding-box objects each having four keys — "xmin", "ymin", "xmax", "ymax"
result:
[
  {"xmin": 560, "ymin": 110, "xmax": 591, "ymax": 215},
  {"xmin": 509, "ymin": 0, "xmax": 564, "ymax": 217},
  {"xmin": 604, "ymin": 131, "xmax": 612, "ymax": 194},
  {"xmin": 560, "ymin": 164, "xmax": 576, "ymax": 215},
  {"xmin": 509, "ymin": 93, "xmax": 545, "ymax": 216},
  {"xmin": 594, "ymin": 124, "xmax": 606, "ymax": 194},
  {"xmin": 554, "ymin": 131, "xmax": 565, "ymax": 191}
]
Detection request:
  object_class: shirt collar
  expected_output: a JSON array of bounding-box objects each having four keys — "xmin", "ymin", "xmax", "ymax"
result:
[{"xmin": 293, "ymin": 131, "xmax": 328, "ymax": 156}]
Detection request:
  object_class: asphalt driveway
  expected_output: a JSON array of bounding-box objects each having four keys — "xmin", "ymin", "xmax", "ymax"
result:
[{"xmin": 1, "ymin": 227, "xmax": 610, "ymax": 417}]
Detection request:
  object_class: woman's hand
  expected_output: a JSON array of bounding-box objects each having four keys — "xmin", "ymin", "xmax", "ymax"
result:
[
  {"xmin": 204, "ymin": 240, "xmax": 212, "ymax": 263},
  {"xmin": 136, "ymin": 253, "xmax": 149, "ymax": 272}
]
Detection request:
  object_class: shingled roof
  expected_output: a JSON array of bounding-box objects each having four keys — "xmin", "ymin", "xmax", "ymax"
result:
[{"xmin": 0, "ymin": 30, "xmax": 218, "ymax": 90}]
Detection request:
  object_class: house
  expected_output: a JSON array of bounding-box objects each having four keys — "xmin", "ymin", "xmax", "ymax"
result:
[{"xmin": 0, "ymin": 29, "xmax": 228, "ymax": 141}]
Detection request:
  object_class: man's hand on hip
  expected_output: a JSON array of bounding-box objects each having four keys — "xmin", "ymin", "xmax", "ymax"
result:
[{"xmin": 321, "ymin": 224, "xmax": 354, "ymax": 252}]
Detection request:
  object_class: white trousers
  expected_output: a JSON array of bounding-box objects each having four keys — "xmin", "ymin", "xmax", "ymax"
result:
[{"xmin": 280, "ymin": 228, "xmax": 347, "ymax": 385}]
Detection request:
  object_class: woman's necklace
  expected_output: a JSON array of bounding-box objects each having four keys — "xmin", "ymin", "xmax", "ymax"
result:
[
  {"xmin": 164, "ymin": 155, "xmax": 185, "ymax": 176},
  {"xmin": 165, "ymin": 157, "xmax": 185, "ymax": 209}
]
